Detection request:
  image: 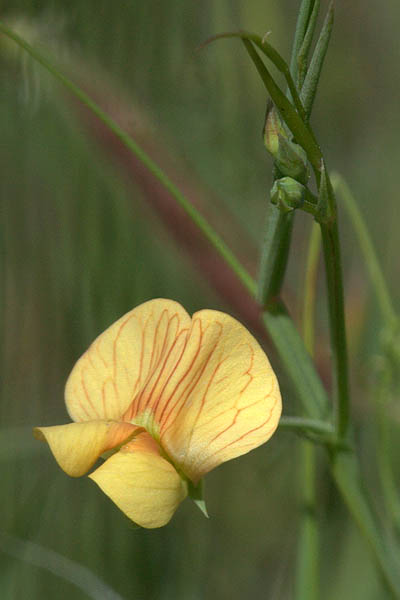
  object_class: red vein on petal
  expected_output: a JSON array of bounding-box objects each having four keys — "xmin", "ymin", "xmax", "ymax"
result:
[
  {"xmin": 143, "ymin": 325, "xmax": 189, "ymax": 416},
  {"xmin": 158, "ymin": 320, "xmax": 205, "ymax": 431},
  {"xmin": 101, "ymin": 381, "xmax": 107, "ymax": 417},
  {"xmin": 161, "ymin": 322, "xmax": 223, "ymax": 438},
  {"xmin": 79, "ymin": 366, "xmax": 100, "ymax": 419},
  {"xmin": 128, "ymin": 314, "xmax": 150, "ymax": 418},
  {"xmin": 152, "ymin": 328, "xmax": 189, "ymax": 419},
  {"xmin": 95, "ymin": 336, "xmax": 108, "ymax": 369},
  {"xmin": 238, "ymin": 345, "xmax": 254, "ymax": 396},
  {"xmin": 181, "ymin": 335, "xmax": 224, "ymax": 452},
  {"xmin": 142, "ymin": 311, "xmax": 176, "ymax": 412},
  {"xmin": 207, "ymin": 397, "xmax": 266, "ymax": 444},
  {"xmin": 148, "ymin": 309, "xmax": 163, "ymax": 374},
  {"xmin": 192, "ymin": 411, "xmax": 278, "ymax": 476},
  {"xmin": 215, "ymin": 394, "xmax": 279, "ymax": 449}
]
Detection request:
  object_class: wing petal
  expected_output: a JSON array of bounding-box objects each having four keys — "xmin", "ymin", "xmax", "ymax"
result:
[{"xmin": 34, "ymin": 421, "xmax": 140, "ymax": 477}]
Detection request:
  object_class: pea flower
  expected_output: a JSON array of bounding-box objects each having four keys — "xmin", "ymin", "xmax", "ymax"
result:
[{"xmin": 35, "ymin": 299, "xmax": 281, "ymax": 528}]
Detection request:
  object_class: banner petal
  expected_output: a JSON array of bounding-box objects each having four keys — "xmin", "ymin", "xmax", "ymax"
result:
[
  {"xmin": 155, "ymin": 310, "xmax": 282, "ymax": 482},
  {"xmin": 65, "ymin": 299, "xmax": 191, "ymax": 422}
]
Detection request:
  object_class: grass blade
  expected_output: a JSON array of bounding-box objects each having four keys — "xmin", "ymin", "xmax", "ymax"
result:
[{"xmin": 301, "ymin": 1, "xmax": 334, "ymax": 117}]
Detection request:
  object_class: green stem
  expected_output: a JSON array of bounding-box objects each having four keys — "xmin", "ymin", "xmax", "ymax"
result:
[
  {"xmin": 320, "ymin": 219, "xmax": 350, "ymax": 439},
  {"xmin": 0, "ymin": 21, "xmax": 256, "ymax": 298},
  {"xmin": 257, "ymin": 0, "xmax": 319, "ymax": 307},
  {"xmin": 295, "ymin": 442, "xmax": 319, "ymax": 600}
]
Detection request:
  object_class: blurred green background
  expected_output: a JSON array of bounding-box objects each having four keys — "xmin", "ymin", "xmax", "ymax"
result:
[{"xmin": 1, "ymin": 1, "xmax": 399, "ymax": 598}]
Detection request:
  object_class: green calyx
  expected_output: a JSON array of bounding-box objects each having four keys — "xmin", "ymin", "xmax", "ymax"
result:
[{"xmin": 271, "ymin": 177, "xmax": 306, "ymax": 213}]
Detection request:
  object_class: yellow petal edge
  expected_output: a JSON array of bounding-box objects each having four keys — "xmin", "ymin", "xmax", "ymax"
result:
[{"xmin": 34, "ymin": 421, "xmax": 140, "ymax": 477}]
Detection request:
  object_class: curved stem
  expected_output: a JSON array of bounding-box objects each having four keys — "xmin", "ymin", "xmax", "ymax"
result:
[{"xmin": 0, "ymin": 21, "xmax": 256, "ymax": 298}]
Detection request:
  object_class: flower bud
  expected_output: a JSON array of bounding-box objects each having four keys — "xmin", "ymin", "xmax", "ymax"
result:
[
  {"xmin": 271, "ymin": 177, "xmax": 306, "ymax": 213},
  {"xmin": 264, "ymin": 104, "xmax": 309, "ymax": 184}
]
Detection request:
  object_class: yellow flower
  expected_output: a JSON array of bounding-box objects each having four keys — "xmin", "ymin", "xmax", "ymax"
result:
[{"xmin": 35, "ymin": 299, "xmax": 281, "ymax": 528}]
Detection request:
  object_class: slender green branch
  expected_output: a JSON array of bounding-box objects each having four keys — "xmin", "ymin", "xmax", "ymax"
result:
[
  {"xmin": 331, "ymin": 173, "xmax": 397, "ymax": 328},
  {"xmin": 257, "ymin": 0, "xmax": 319, "ymax": 308},
  {"xmin": 0, "ymin": 21, "xmax": 256, "ymax": 298},
  {"xmin": 295, "ymin": 442, "xmax": 319, "ymax": 600}
]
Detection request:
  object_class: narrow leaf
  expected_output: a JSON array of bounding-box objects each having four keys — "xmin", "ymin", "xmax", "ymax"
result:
[
  {"xmin": 241, "ymin": 39, "xmax": 322, "ymax": 173},
  {"xmin": 290, "ymin": 0, "xmax": 316, "ymax": 81},
  {"xmin": 262, "ymin": 301, "xmax": 329, "ymax": 419},
  {"xmin": 201, "ymin": 30, "xmax": 306, "ymax": 123},
  {"xmin": 316, "ymin": 160, "xmax": 336, "ymax": 223},
  {"xmin": 257, "ymin": 206, "xmax": 294, "ymax": 305},
  {"xmin": 301, "ymin": 1, "xmax": 334, "ymax": 117},
  {"xmin": 297, "ymin": 0, "xmax": 321, "ymax": 88}
]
